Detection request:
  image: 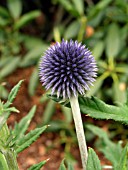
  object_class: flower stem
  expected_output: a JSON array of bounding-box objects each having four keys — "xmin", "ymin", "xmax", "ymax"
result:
[{"xmin": 70, "ymin": 96, "xmax": 88, "ymax": 170}]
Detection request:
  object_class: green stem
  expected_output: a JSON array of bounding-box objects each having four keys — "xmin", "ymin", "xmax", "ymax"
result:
[
  {"xmin": 0, "ymin": 124, "xmax": 19, "ymax": 170},
  {"xmin": 77, "ymin": 16, "xmax": 87, "ymax": 42},
  {"xmin": 0, "ymin": 152, "xmax": 9, "ymax": 170},
  {"xmin": 70, "ymin": 96, "xmax": 88, "ymax": 170},
  {"xmin": 3, "ymin": 149, "xmax": 18, "ymax": 170}
]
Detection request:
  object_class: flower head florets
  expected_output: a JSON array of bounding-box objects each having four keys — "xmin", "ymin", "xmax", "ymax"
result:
[{"xmin": 39, "ymin": 39, "xmax": 97, "ymax": 98}]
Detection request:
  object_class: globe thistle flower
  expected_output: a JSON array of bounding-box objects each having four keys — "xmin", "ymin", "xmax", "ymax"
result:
[
  {"xmin": 39, "ymin": 39, "xmax": 97, "ymax": 99},
  {"xmin": 39, "ymin": 39, "xmax": 98, "ymax": 170}
]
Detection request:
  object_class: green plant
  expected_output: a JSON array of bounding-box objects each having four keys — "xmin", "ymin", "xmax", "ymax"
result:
[
  {"xmin": 0, "ymin": 0, "xmax": 48, "ymax": 98},
  {"xmin": 0, "ymin": 80, "xmax": 48, "ymax": 169}
]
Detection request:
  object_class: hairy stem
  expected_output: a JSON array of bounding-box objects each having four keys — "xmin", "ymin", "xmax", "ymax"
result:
[
  {"xmin": 0, "ymin": 123, "xmax": 19, "ymax": 170},
  {"xmin": 70, "ymin": 96, "xmax": 88, "ymax": 170},
  {"xmin": 0, "ymin": 152, "xmax": 9, "ymax": 170}
]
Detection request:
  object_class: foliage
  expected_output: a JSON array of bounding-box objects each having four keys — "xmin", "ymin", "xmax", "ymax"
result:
[
  {"xmin": 48, "ymin": 90, "xmax": 128, "ymax": 124},
  {"xmin": 0, "ymin": 81, "xmax": 47, "ymax": 169},
  {"xmin": 48, "ymin": 92, "xmax": 128, "ymax": 168},
  {"xmin": 0, "ymin": 0, "xmax": 127, "ymax": 102},
  {"xmin": 0, "ymin": 0, "xmax": 48, "ymax": 98},
  {"xmin": 0, "ymin": 0, "xmax": 128, "ymax": 169}
]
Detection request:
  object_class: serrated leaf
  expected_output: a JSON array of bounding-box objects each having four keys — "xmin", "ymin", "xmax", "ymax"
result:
[
  {"xmin": 79, "ymin": 96, "xmax": 128, "ymax": 124},
  {"xmin": 28, "ymin": 160, "xmax": 47, "ymax": 170},
  {"xmin": 86, "ymin": 124, "xmax": 123, "ymax": 167},
  {"xmin": 47, "ymin": 94, "xmax": 128, "ymax": 124},
  {"xmin": 87, "ymin": 148, "xmax": 101, "ymax": 170},
  {"xmin": 16, "ymin": 125, "xmax": 47, "ymax": 153},
  {"xmin": 4, "ymin": 80, "xmax": 23, "ymax": 108},
  {"xmin": 14, "ymin": 10, "xmax": 41, "ymax": 30},
  {"xmin": 0, "ymin": 112, "xmax": 10, "ymax": 131},
  {"xmin": 116, "ymin": 144, "xmax": 128, "ymax": 170},
  {"xmin": 13, "ymin": 106, "xmax": 36, "ymax": 140},
  {"xmin": 7, "ymin": 0, "xmax": 22, "ymax": 19},
  {"xmin": 5, "ymin": 107, "xmax": 19, "ymax": 113},
  {"xmin": 0, "ymin": 57, "xmax": 21, "ymax": 79},
  {"xmin": 64, "ymin": 20, "xmax": 80, "ymax": 39},
  {"xmin": 106, "ymin": 23, "xmax": 120, "ymax": 58},
  {"xmin": 59, "ymin": 159, "xmax": 66, "ymax": 170},
  {"xmin": 28, "ymin": 69, "xmax": 39, "ymax": 96}
]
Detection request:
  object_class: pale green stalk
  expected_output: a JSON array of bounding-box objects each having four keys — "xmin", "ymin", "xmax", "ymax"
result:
[{"xmin": 70, "ymin": 96, "xmax": 88, "ymax": 170}]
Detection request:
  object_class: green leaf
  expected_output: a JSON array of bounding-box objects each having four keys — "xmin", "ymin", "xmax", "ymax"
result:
[
  {"xmin": 92, "ymin": 40, "xmax": 104, "ymax": 60},
  {"xmin": 13, "ymin": 106, "xmax": 36, "ymax": 140},
  {"xmin": 86, "ymin": 124, "xmax": 123, "ymax": 167},
  {"xmin": 87, "ymin": 148, "xmax": 101, "ymax": 170},
  {"xmin": 116, "ymin": 144, "xmax": 128, "ymax": 170},
  {"xmin": 0, "ymin": 86, "xmax": 8, "ymax": 99},
  {"xmin": 96, "ymin": 0, "xmax": 112, "ymax": 10},
  {"xmin": 23, "ymin": 36, "xmax": 47, "ymax": 50},
  {"xmin": 28, "ymin": 69, "xmax": 39, "ymax": 96},
  {"xmin": 0, "ymin": 6, "xmax": 10, "ymax": 18},
  {"xmin": 71, "ymin": 0, "xmax": 84, "ymax": 15},
  {"xmin": 13, "ymin": 10, "xmax": 41, "ymax": 30},
  {"xmin": 61, "ymin": 105, "xmax": 72, "ymax": 123},
  {"xmin": 40, "ymin": 94, "xmax": 48, "ymax": 103},
  {"xmin": 41, "ymin": 100, "xmax": 55, "ymax": 125},
  {"xmin": 105, "ymin": 23, "xmax": 120, "ymax": 58},
  {"xmin": 4, "ymin": 107, "xmax": 19, "ymax": 113},
  {"xmin": 56, "ymin": 0, "xmax": 79, "ymax": 17},
  {"xmin": 86, "ymin": 124, "xmax": 109, "ymax": 142},
  {"xmin": 0, "ymin": 57, "xmax": 13, "ymax": 69},
  {"xmin": 16, "ymin": 125, "xmax": 47, "ymax": 153},
  {"xmin": 59, "ymin": 159, "xmax": 66, "ymax": 170},
  {"xmin": 7, "ymin": 0, "xmax": 22, "ymax": 19},
  {"xmin": 64, "ymin": 20, "xmax": 80, "ymax": 39},
  {"xmin": 67, "ymin": 161, "xmax": 74, "ymax": 170},
  {"xmin": 66, "ymin": 160, "xmax": 74, "ymax": 170},
  {"xmin": 126, "ymin": 89, "xmax": 128, "ymax": 106},
  {"xmin": 0, "ymin": 57, "xmax": 21, "ymax": 79},
  {"xmin": 87, "ymin": 72, "xmax": 110, "ymax": 96},
  {"xmin": 79, "ymin": 96, "xmax": 128, "ymax": 124},
  {"xmin": 4, "ymin": 80, "xmax": 23, "ymax": 108},
  {"xmin": 48, "ymin": 93, "xmax": 128, "ymax": 124},
  {"xmin": 19, "ymin": 45, "xmax": 48, "ymax": 67},
  {"xmin": 53, "ymin": 27, "xmax": 61, "ymax": 42},
  {"xmin": 0, "ymin": 112, "xmax": 10, "ymax": 131},
  {"xmin": 28, "ymin": 160, "xmax": 47, "ymax": 170}
]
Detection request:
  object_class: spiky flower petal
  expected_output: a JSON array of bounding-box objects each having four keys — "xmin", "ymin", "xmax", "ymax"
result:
[{"xmin": 39, "ymin": 40, "xmax": 97, "ymax": 98}]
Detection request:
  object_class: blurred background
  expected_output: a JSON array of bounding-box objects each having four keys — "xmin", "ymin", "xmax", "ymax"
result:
[{"xmin": 0, "ymin": 0, "xmax": 128, "ymax": 169}]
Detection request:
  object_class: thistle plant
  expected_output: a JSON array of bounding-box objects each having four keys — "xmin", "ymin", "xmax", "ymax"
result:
[
  {"xmin": 0, "ymin": 81, "xmax": 48, "ymax": 170},
  {"xmin": 39, "ymin": 39, "xmax": 97, "ymax": 169}
]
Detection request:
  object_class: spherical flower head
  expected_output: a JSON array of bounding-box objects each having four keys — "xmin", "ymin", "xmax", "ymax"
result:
[{"xmin": 39, "ymin": 40, "xmax": 97, "ymax": 99}]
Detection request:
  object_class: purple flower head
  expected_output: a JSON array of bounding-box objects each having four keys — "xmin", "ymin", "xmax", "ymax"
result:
[{"xmin": 39, "ymin": 40, "xmax": 97, "ymax": 98}]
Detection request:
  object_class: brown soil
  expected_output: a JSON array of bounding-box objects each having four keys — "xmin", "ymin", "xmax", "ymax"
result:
[{"xmin": 5, "ymin": 67, "xmax": 111, "ymax": 170}]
